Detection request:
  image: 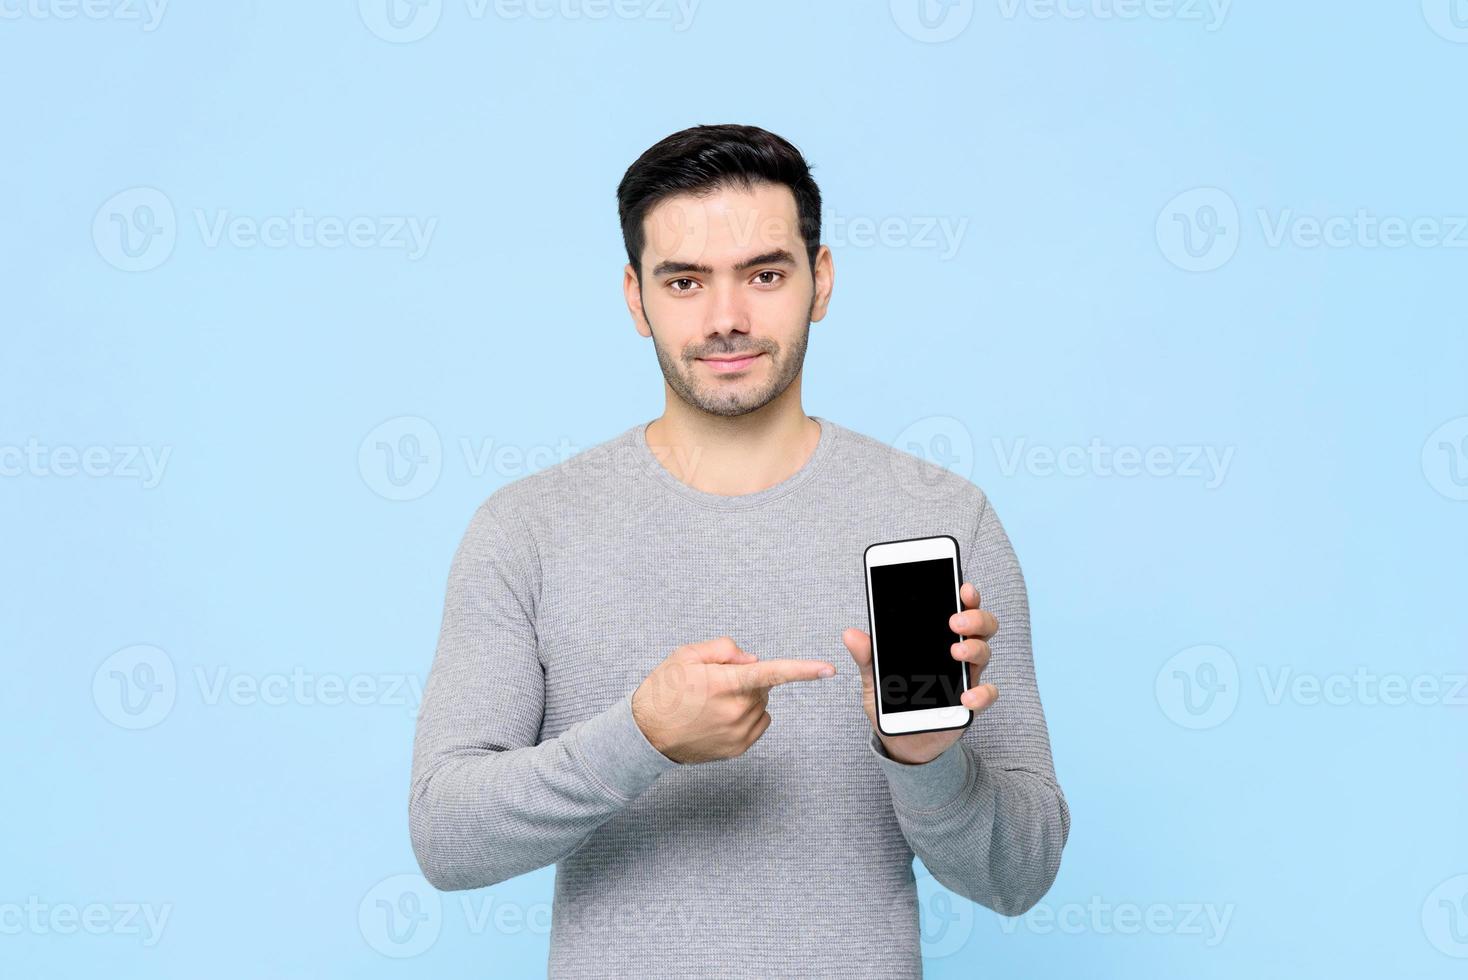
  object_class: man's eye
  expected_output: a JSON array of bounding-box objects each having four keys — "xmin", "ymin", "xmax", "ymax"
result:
[
  {"xmin": 669, "ymin": 278, "xmax": 697, "ymax": 293},
  {"xmin": 753, "ymin": 271, "xmax": 783, "ymax": 285}
]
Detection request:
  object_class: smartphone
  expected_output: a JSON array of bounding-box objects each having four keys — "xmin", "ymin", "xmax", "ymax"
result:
[{"xmin": 862, "ymin": 534, "xmax": 972, "ymax": 736}]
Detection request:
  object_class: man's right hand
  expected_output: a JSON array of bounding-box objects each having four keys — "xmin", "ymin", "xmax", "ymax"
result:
[{"xmin": 631, "ymin": 636, "xmax": 836, "ymax": 764}]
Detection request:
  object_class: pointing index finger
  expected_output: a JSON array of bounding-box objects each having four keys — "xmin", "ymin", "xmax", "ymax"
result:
[{"xmin": 733, "ymin": 658, "xmax": 837, "ymax": 692}]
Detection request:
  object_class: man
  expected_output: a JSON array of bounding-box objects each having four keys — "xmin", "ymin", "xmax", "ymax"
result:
[{"xmin": 408, "ymin": 123, "xmax": 1069, "ymax": 977}]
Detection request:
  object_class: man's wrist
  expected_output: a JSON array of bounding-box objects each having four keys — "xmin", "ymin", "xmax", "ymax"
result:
[
  {"xmin": 572, "ymin": 692, "xmax": 682, "ymax": 802},
  {"xmin": 868, "ymin": 731, "xmax": 973, "ymax": 811},
  {"xmin": 876, "ymin": 735, "xmax": 945, "ymax": 766}
]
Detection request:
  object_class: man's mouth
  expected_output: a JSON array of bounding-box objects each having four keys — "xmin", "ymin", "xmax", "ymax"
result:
[{"xmin": 698, "ymin": 352, "xmax": 764, "ymax": 374}]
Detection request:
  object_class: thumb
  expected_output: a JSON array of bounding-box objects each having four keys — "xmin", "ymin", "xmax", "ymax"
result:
[{"xmin": 842, "ymin": 627, "xmax": 875, "ymax": 695}]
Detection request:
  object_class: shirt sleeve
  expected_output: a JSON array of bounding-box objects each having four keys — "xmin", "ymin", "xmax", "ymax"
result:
[
  {"xmin": 408, "ymin": 495, "xmax": 680, "ymax": 891},
  {"xmin": 866, "ymin": 492, "xmax": 1071, "ymax": 916}
]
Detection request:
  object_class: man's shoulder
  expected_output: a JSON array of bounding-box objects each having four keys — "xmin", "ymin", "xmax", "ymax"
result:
[
  {"xmin": 469, "ymin": 422, "xmax": 638, "ymax": 524},
  {"xmin": 831, "ymin": 418, "xmax": 992, "ymax": 515}
]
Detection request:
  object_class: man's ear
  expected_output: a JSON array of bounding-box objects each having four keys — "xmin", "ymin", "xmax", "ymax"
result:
[
  {"xmin": 809, "ymin": 244, "xmax": 834, "ymax": 323},
  {"xmin": 624, "ymin": 263, "xmax": 652, "ymax": 338}
]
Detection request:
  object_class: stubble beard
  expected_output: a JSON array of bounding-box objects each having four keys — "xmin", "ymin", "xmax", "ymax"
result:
[{"xmin": 648, "ymin": 306, "xmax": 812, "ymax": 419}]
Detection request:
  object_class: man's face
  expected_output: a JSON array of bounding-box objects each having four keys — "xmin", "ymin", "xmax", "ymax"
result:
[{"xmin": 624, "ymin": 181, "xmax": 833, "ymax": 418}]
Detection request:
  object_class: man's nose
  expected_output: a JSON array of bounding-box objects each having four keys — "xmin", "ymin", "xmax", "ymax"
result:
[{"xmin": 705, "ymin": 280, "xmax": 751, "ymax": 336}]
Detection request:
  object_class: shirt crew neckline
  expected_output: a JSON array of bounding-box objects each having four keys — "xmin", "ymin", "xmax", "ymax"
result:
[{"xmin": 630, "ymin": 414, "xmax": 840, "ymax": 511}]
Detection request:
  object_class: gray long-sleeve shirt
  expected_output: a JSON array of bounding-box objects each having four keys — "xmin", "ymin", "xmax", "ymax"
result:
[{"xmin": 408, "ymin": 415, "xmax": 1070, "ymax": 977}]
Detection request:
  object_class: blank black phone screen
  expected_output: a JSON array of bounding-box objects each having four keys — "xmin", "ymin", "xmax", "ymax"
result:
[{"xmin": 869, "ymin": 557, "xmax": 965, "ymax": 713}]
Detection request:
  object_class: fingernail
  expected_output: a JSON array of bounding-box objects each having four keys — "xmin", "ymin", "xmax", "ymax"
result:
[{"xmin": 819, "ymin": 666, "xmax": 835, "ymax": 678}]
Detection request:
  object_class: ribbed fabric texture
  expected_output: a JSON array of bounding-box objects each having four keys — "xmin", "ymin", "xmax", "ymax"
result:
[{"xmin": 409, "ymin": 415, "xmax": 1070, "ymax": 978}]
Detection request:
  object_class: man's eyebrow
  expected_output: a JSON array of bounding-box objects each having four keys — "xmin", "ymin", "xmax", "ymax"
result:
[{"xmin": 649, "ymin": 249, "xmax": 798, "ymax": 279}]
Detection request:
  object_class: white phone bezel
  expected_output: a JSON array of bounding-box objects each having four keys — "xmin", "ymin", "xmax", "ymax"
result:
[{"xmin": 863, "ymin": 534, "xmax": 971, "ymax": 736}]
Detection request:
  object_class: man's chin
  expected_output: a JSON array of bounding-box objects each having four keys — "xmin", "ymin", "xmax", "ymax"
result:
[{"xmin": 684, "ymin": 385, "xmax": 780, "ymax": 418}]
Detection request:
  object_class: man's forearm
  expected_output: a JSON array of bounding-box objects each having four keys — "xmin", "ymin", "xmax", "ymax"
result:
[
  {"xmin": 870, "ymin": 734, "xmax": 1071, "ymax": 916},
  {"xmin": 409, "ymin": 692, "xmax": 679, "ymax": 891}
]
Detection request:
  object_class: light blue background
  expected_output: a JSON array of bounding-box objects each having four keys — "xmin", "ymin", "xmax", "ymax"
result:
[{"xmin": 4, "ymin": 1, "xmax": 1466, "ymax": 976}]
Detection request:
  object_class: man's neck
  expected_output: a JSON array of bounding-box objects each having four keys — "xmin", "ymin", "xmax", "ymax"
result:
[{"xmin": 644, "ymin": 402, "xmax": 821, "ymax": 497}]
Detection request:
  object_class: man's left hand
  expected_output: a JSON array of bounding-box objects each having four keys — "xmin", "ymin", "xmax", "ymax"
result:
[{"xmin": 841, "ymin": 582, "xmax": 1000, "ymax": 765}]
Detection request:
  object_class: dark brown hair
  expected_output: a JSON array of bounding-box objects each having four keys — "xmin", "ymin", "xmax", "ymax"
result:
[{"xmin": 616, "ymin": 124, "xmax": 822, "ymax": 281}]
